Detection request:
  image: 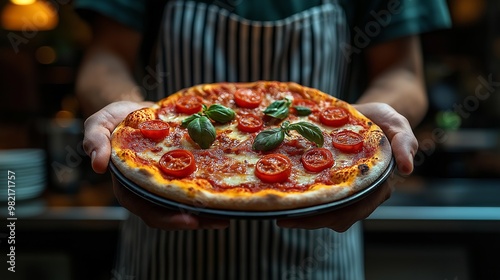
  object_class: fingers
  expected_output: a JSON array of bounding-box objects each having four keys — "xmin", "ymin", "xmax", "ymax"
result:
[
  {"xmin": 355, "ymin": 103, "xmax": 419, "ymax": 176},
  {"xmin": 277, "ymin": 180, "xmax": 393, "ymax": 232},
  {"xmin": 391, "ymin": 129, "xmax": 418, "ymax": 175},
  {"xmin": 83, "ymin": 117, "xmax": 111, "ymax": 173},
  {"xmin": 382, "ymin": 112, "xmax": 418, "ymax": 175},
  {"xmin": 331, "ymin": 180, "xmax": 393, "ymax": 232},
  {"xmin": 83, "ymin": 112, "xmax": 114, "ymax": 174},
  {"xmin": 82, "ymin": 101, "xmax": 152, "ymax": 173},
  {"xmin": 112, "ymin": 175, "xmax": 229, "ymax": 230}
]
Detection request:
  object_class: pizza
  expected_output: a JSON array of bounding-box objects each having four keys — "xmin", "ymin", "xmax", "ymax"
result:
[{"xmin": 110, "ymin": 81, "xmax": 392, "ymax": 211}]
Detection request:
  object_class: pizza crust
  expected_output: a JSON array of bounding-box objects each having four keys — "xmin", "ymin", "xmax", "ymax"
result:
[
  {"xmin": 110, "ymin": 81, "xmax": 394, "ymax": 211},
  {"xmin": 111, "ymin": 137, "xmax": 390, "ymax": 211}
]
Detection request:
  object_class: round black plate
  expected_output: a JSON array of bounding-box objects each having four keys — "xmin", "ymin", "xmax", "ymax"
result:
[{"xmin": 109, "ymin": 158, "xmax": 396, "ymax": 219}]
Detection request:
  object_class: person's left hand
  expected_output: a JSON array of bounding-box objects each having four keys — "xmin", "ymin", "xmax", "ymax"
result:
[{"xmin": 276, "ymin": 102, "xmax": 418, "ymax": 232}]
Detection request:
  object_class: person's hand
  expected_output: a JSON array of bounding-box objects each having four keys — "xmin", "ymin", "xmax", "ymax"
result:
[
  {"xmin": 277, "ymin": 102, "xmax": 418, "ymax": 232},
  {"xmin": 83, "ymin": 101, "xmax": 152, "ymax": 173},
  {"xmin": 111, "ymin": 174, "xmax": 229, "ymax": 230},
  {"xmin": 355, "ymin": 102, "xmax": 418, "ymax": 176},
  {"xmin": 83, "ymin": 101, "xmax": 229, "ymax": 230}
]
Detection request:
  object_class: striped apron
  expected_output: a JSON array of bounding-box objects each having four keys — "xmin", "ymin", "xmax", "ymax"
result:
[{"xmin": 114, "ymin": 1, "xmax": 364, "ymax": 279}]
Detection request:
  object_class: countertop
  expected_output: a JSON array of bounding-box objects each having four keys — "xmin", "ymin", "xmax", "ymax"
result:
[
  {"xmin": 365, "ymin": 176, "xmax": 500, "ymax": 232},
  {"xmin": 5, "ymin": 176, "xmax": 500, "ymax": 233}
]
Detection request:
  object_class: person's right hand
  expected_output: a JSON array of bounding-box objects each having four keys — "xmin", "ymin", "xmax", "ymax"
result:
[{"xmin": 83, "ymin": 101, "xmax": 229, "ymax": 230}]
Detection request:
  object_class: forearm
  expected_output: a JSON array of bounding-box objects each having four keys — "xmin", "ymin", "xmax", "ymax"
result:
[
  {"xmin": 76, "ymin": 48, "xmax": 144, "ymax": 117},
  {"xmin": 356, "ymin": 68, "xmax": 427, "ymax": 128},
  {"xmin": 75, "ymin": 15, "xmax": 144, "ymax": 117},
  {"xmin": 356, "ymin": 35, "xmax": 427, "ymax": 128}
]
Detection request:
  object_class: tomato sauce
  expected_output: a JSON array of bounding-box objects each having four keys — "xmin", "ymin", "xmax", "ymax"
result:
[
  {"xmin": 117, "ymin": 128, "xmax": 157, "ymax": 153},
  {"xmin": 121, "ymin": 82, "xmax": 383, "ymax": 193},
  {"xmin": 211, "ymin": 181, "xmax": 309, "ymax": 193}
]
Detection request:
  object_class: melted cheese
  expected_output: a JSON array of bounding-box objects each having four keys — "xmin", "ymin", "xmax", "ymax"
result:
[
  {"xmin": 132, "ymin": 97, "xmax": 370, "ymax": 190},
  {"xmin": 158, "ymin": 113, "xmax": 188, "ymax": 123}
]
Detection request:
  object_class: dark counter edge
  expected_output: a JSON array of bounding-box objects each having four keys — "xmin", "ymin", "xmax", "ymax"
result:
[{"xmin": 4, "ymin": 205, "xmax": 500, "ymax": 232}]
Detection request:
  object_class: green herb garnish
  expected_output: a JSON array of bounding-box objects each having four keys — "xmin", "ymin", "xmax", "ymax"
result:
[
  {"xmin": 181, "ymin": 104, "xmax": 235, "ymax": 149},
  {"xmin": 263, "ymin": 98, "xmax": 313, "ymax": 118},
  {"xmin": 293, "ymin": 106, "xmax": 312, "ymax": 116},
  {"xmin": 252, "ymin": 121, "xmax": 323, "ymax": 151},
  {"xmin": 263, "ymin": 98, "xmax": 292, "ymax": 119}
]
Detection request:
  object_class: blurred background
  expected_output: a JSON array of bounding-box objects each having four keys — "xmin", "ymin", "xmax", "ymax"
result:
[{"xmin": 0, "ymin": 0, "xmax": 499, "ymax": 279}]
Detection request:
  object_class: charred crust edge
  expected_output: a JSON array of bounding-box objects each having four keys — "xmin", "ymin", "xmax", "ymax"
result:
[
  {"xmin": 379, "ymin": 135, "xmax": 387, "ymax": 146},
  {"xmin": 358, "ymin": 164, "xmax": 370, "ymax": 175}
]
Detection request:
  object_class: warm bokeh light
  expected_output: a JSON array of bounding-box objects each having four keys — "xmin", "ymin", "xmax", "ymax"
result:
[
  {"xmin": 1, "ymin": 1, "xmax": 58, "ymax": 31},
  {"xmin": 35, "ymin": 46, "xmax": 57, "ymax": 64},
  {"xmin": 61, "ymin": 95, "xmax": 80, "ymax": 114},
  {"xmin": 55, "ymin": 110, "xmax": 74, "ymax": 119},
  {"xmin": 449, "ymin": 0, "xmax": 486, "ymax": 25},
  {"xmin": 10, "ymin": 0, "xmax": 36, "ymax": 5},
  {"xmin": 54, "ymin": 110, "xmax": 75, "ymax": 127}
]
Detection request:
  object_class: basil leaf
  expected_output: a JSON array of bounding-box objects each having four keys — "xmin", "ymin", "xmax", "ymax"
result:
[
  {"xmin": 181, "ymin": 114, "xmax": 201, "ymax": 128},
  {"xmin": 293, "ymin": 106, "xmax": 312, "ymax": 116},
  {"xmin": 204, "ymin": 104, "xmax": 236, "ymax": 124},
  {"xmin": 288, "ymin": 122, "xmax": 324, "ymax": 147},
  {"xmin": 263, "ymin": 99, "xmax": 291, "ymax": 119},
  {"xmin": 187, "ymin": 116, "xmax": 216, "ymax": 149},
  {"xmin": 252, "ymin": 128, "xmax": 285, "ymax": 151}
]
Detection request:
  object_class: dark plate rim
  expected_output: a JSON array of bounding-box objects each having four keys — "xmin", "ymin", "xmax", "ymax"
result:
[{"xmin": 109, "ymin": 157, "xmax": 396, "ymax": 219}]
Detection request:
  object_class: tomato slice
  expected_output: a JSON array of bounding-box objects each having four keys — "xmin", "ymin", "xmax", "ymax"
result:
[
  {"xmin": 301, "ymin": 148, "xmax": 334, "ymax": 172},
  {"xmin": 234, "ymin": 88, "xmax": 263, "ymax": 108},
  {"xmin": 331, "ymin": 130, "xmax": 364, "ymax": 153},
  {"xmin": 237, "ymin": 114, "xmax": 263, "ymax": 133},
  {"xmin": 319, "ymin": 107, "xmax": 349, "ymax": 127},
  {"xmin": 159, "ymin": 149, "xmax": 197, "ymax": 178},
  {"xmin": 175, "ymin": 95, "xmax": 203, "ymax": 114},
  {"xmin": 138, "ymin": 120, "xmax": 170, "ymax": 140},
  {"xmin": 255, "ymin": 154, "xmax": 292, "ymax": 183}
]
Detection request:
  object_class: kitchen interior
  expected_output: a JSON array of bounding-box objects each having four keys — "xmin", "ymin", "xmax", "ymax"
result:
[{"xmin": 0, "ymin": 0, "xmax": 499, "ymax": 279}]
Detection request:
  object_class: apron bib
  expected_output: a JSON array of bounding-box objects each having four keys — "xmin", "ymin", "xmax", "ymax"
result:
[
  {"xmin": 156, "ymin": 0, "xmax": 349, "ymax": 99},
  {"xmin": 115, "ymin": 1, "xmax": 363, "ymax": 280}
]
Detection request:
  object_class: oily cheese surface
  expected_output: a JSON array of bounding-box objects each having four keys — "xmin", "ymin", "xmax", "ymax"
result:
[{"xmin": 110, "ymin": 81, "xmax": 393, "ymax": 211}]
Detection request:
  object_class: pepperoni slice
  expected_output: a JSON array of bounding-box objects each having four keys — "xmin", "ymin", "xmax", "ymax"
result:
[
  {"xmin": 255, "ymin": 154, "xmax": 292, "ymax": 183},
  {"xmin": 331, "ymin": 130, "xmax": 364, "ymax": 153},
  {"xmin": 138, "ymin": 120, "xmax": 170, "ymax": 140},
  {"xmin": 175, "ymin": 95, "xmax": 203, "ymax": 114},
  {"xmin": 234, "ymin": 88, "xmax": 263, "ymax": 108},
  {"xmin": 159, "ymin": 149, "xmax": 197, "ymax": 178},
  {"xmin": 237, "ymin": 114, "xmax": 264, "ymax": 133},
  {"xmin": 301, "ymin": 148, "xmax": 334, "ymax": 172},
  {"xmin": 319, "ymin": 107, "xmax": 349, "ymax": 127}
]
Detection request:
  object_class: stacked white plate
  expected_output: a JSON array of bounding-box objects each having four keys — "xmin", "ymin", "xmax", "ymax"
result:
[{"xmin": 0, "ymin": 149, "xmax": 47, "ymax": 201}]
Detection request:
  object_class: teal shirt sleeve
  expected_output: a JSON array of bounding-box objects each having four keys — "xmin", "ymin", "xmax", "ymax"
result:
[
  {"xmin": 74, "ymin": 0, "xmax": 146, "ymax": 31},
  {"xmin": 342, "ymin": 0, "xmax": 452, "ymax": 45},
  {"xmin": 375, "ymin": 0, "xmax": 452, "ymax": 44}
]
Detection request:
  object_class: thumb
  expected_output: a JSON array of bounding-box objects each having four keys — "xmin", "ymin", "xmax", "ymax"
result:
[
  {"xmin": 83, "ymin": 113, "xmax": 114, "ymax": 174},
  {"xmin": 83, "ymin": 101, "xmax": 152, "ymax": 174}
]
